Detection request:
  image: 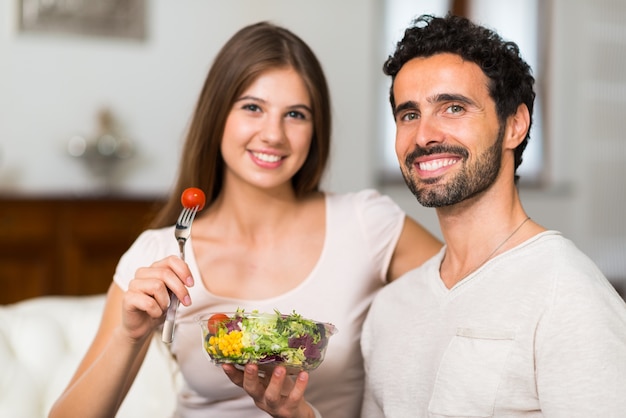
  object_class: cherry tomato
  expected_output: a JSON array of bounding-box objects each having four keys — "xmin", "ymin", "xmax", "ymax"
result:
[
  {"xmin": 181, "ymin": 187, "xmax": 206, "ymax": 211},
  {"xmin": 207, "ymin": 313, "xmax": 230, "ymax": 334}
]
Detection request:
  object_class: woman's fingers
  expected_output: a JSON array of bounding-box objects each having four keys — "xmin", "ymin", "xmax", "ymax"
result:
[
  {"xmin": 125, "ymin": 279, "xmax": 169, "ymax": 316},
  {"xmin": 134, "ymin": 255, "xmax": 194, "ymax": 307},
  {"xmin": 236, "ymin": 365, "xmax": 309, "ymax": 417},
  {"xmin": 222, "ymin": 364, "xmax": 244, "ymax": 386},
  {"xmin": 120, "ymin": 255, "xmax": 195, "ymax": 339},
  {"xmin": 287, "ymin": 372, "xmax": 309, "ymax": 404},
  {"xmin": 261, "ymin": 366, "xmax": 291, "ymax": 405}
]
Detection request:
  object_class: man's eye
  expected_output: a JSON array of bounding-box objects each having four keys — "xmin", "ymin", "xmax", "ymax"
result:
[
  {"xmin": 401, "ymin": 112, "xmax": 419, "ymax": 121},
  {"xmin": 447, "ymin": 104, "xmax": 464, "ymax": 114}
]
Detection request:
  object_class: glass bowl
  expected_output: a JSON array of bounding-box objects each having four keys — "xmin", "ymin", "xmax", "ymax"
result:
[{"xmin": 198, "ymin": 310, "xmax": 337, "ymax": 375}]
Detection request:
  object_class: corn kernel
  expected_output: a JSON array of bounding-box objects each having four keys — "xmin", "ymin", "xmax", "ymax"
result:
[{"xmin": 211, "ymin": 330, "xmax": 244, "ymax": 357}]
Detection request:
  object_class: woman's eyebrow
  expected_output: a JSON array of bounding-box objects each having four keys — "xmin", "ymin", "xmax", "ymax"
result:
[
  {"xmin": 234, "ymin": 95, "xmax": 264, "ymax": 103},
  {"xmin": 288, "ymin": 103, "xmax": 314, "ymax": 113}
]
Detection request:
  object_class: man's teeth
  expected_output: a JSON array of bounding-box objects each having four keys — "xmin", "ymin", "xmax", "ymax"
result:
[
  {"xmin": 253, "ymin": 152, "xmax": 282, "ymax": 163},
  {"xmin": 418, "ymin": 158, "xmax": 458, "ymax": 171}
]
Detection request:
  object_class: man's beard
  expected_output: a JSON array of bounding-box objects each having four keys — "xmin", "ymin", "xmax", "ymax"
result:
[{"xmin": 400, "ymin": 126, "xmax": 504, "ymax": 208}]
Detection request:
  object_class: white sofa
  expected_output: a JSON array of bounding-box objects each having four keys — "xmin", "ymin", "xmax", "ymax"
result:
[{"xmin": 0, "ymin": 294, "xmax": 178, "ymax": 418}]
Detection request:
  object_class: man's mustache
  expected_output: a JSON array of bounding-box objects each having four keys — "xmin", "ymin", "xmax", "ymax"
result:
[{"xmin": 404, "ymin": 145, "xmax": 469, "ymax": 167}]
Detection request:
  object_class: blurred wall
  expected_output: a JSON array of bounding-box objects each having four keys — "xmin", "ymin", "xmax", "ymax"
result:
[
  {"xmin": 0, "ymin": 0, "xmax": 624, "ymax": 287},
  {"xmin": 0, "ymin": 0, "xmax": 382, "ymax": 196}
]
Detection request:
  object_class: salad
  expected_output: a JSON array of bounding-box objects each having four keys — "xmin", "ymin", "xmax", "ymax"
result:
[{"xmin": 199, "ymin": 310, "xmax": 336, "ymax": 374}]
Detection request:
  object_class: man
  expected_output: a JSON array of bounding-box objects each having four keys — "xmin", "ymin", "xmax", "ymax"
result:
[{"xmin": 361, "ymin": 14, "xmax": 626, "ymax": 417}]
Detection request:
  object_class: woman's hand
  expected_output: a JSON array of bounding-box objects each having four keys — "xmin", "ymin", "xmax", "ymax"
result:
[
  {"xmin": 121, "ymin": 255, "xmax": 193, "ymax": 341},
  {"xmin": 223, "ymin": 364, "xmax": 316, "ymax": 418}
]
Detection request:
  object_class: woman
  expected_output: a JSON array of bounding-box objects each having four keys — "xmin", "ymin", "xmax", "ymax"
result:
[{"xmin": 49, "ymin": 22, "xmax": 441, "ymax": 418}]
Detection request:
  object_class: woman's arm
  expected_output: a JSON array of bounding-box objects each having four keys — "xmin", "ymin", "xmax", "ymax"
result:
[
  {"xmin": 387, "ymin": 216, "xmax": 442, "ymax": 282},
  {"xmin": 48, "ymin": 284, "xmax": 150, "ymax": 417},
  {"xmin": 49, "ymin": 255, "xmax": 193, "ymax": 418}
]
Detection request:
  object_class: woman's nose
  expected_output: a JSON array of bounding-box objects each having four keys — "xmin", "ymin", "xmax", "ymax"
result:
[{"xmin": 260, "ymin": 114, "xmax": 285, "ymax": 144}]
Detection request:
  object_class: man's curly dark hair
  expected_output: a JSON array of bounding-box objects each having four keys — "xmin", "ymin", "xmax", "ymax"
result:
[{"xmin": 384, "ymin": 13, "xmax": 536, "ymax": 183}]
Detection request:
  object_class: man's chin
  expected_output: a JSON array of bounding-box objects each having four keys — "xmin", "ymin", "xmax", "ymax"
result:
[
  {"xmin": 414, "ymin": 196, "xmax": 445, "ymax": 208},
  {"xmin": 412, "ymin": 189, "xmax": 460, "ymax": 208}
]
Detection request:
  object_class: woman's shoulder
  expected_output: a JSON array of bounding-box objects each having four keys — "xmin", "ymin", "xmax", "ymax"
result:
[
  {"xmin": 326, "ymin": 188, "xmax": 401, "ymax": 211},
  {"xmin": 325, "ymin": 188, "xmax": 405, "ymax": 237},
  {"xmin": 113, "ymin": 225, "xmax": 176, "ymax": 290},
  {"xmin": 119, "ymin": 226, "xmax": 176, "ymax": 267},
  {"xmin": 133, "ymin": 225, "xmax": 175, "ymax": 245}
]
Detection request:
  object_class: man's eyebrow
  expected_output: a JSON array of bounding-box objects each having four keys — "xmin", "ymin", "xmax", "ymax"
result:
[
  {"xmin": 393, "ymin": 100, "xmax": 418, "ymax": 118},
  {"xmin": 429, "ymin": 93, "xmax": 476, "ymax": 106},
  {"xmin": 394, "ymin": 94, "xmax": 477, "ymax": 117}
]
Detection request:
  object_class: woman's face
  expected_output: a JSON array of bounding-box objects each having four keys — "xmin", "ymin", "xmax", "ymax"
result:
[{"xmin": 221, "ymin": 66, "xmax": 314, "ymax": 195}]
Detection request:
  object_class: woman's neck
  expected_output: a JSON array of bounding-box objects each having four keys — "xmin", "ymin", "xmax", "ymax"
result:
[{"xmin": 200, "ymin": 183, "xmax": 320, "ymax": 240}]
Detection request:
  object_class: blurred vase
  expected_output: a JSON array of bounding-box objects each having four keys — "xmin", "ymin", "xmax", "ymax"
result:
[{"xmin": 67, "ymin": 108, "xmax": 136, "ymax": 194}]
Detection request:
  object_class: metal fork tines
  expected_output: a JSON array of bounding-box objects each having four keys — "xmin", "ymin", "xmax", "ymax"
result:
[{"xmin": 162, "ymin": 206, "xmax": 199, "ymax": 343}]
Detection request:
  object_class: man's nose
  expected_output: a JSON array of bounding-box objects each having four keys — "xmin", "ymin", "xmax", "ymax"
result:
[{"xmin": 413, "ymin": 115, "xmax": 445, "ymax": 147}]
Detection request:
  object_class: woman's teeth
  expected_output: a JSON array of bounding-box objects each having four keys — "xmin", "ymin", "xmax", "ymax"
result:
[{"xmin": 253, "ymin": 152, "xmax": 282, "ymax": 163}]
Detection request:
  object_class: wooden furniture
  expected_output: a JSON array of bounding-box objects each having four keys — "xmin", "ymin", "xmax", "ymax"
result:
[{"xmin": 0, "ymin": 195, "xmax": 164, "ymax": 304}]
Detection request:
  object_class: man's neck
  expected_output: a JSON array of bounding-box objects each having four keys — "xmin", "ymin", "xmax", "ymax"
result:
[{"xmin": 435, "ymin": 185, "xmax": 531, "ymax": 288}]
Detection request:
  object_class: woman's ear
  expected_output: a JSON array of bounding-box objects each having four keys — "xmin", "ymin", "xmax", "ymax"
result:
[{"xmin": 504, "ymin": 104, "xmax": 530, "ymax": 150}]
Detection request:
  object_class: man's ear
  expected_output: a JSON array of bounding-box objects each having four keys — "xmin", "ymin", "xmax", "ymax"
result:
[{"xmin": 504, "ymin": 104, "xmax": 530, "ymax": 150}]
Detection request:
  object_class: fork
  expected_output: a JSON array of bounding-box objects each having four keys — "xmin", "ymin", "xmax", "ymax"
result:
[{"xmin": 161, "ymin": 205, "xmax": 199, "ymax": 343}]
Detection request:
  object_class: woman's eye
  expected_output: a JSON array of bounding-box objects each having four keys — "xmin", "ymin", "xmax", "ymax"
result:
[
  {"xmin": 243, "ymin": 103, "xmax": 261, "ymax": 112},
  {"xmin": 287, "ymin": 110, "xmax": 307, "ymax": 120}
]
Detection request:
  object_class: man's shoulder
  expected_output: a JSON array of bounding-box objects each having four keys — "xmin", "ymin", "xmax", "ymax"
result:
[
  {"xmin": 381, "ymin": 252, "xmax": 442, "ymax": 293},
  {"xmin": 517, "ymin": 231, "xmax": 602, "ymax": 274}
]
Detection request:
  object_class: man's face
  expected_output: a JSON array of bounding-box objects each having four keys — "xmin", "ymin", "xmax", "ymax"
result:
[{"xmin": 392, "ymin": 53, "xmax": 504, "ymax": 207}]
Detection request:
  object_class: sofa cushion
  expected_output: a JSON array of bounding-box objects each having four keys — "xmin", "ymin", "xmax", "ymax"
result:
[{"xmin": 0, "ymin": 294, "xmax": 177, "ymax": 418}]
